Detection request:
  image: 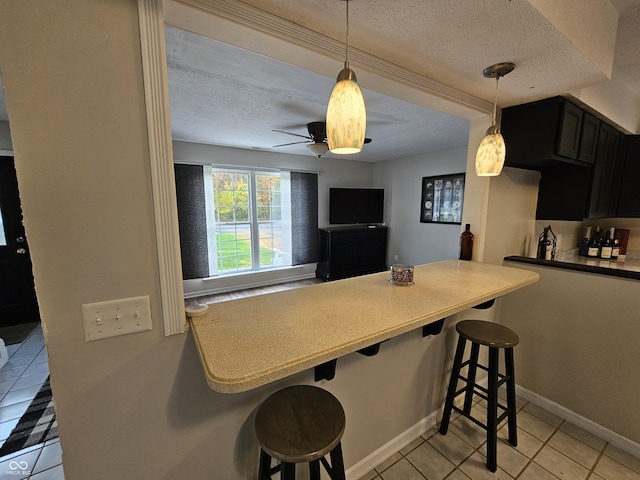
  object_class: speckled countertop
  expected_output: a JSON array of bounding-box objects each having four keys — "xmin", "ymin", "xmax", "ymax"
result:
[{"xmin": 189, "ymin": 260, "xmax": 540, "ymax": 393}]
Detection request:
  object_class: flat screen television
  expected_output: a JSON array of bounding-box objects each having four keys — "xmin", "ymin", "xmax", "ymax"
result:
[{"xmin": 329, "ymin": 188, "xmax": 384, "ymax": 225}]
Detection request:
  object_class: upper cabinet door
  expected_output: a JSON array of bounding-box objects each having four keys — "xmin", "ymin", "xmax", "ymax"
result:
[
  {"xmin": 502, "ymin": 97, "xmax": 591, "ymax": 170},
  {"xmin": 577, "ymin": 113, "xmax": 600, "ymax": 164},
  {"xmin": 615, "ymin": 135, "xmax": 640, "ymax": 217},
  {"xmin": 556, "ymin": 101, "xmax": 583, "ymax": 159},
  {"xmin": 588, "ymin": 124, "xmax": 620, "ymax": 218}
]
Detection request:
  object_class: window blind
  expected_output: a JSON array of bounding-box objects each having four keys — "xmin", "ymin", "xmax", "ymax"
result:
[
  {"xmin": 175, "ymin": 165, "xmax": 318, "ymax": 280},
  {"xmin": 291, "ymin": 171, "xmax": 319, "ymax": 265},
  {"xmin": 174, "ymin": 164, "xmax": 209, "ymax": 280}
]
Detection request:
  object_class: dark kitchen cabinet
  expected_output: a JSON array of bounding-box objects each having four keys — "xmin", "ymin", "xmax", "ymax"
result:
[
  {"xmin": 615, "ymin": 135, "xmax": 640, "ymax": 217},
  {"xmin": 316, "ymin": 226, "xmax": 388, "ymax": 281},
  {"xmin": 502, "ymin": 97, "xmax": 596, "ymax": 170},
  {"xmin": 535, "ymin": 164, "xmax": 592, "ymax": 221},
  {"xmin": 556, "ymin": 100, "xmax": 584, "ymax": 159},
  {"xmin": 588, "ymin": 123, "xmax": 620, "ymax": 218},
  {"xmin": 577, "ymin": 113, "xmax": 600, "ymax": 164},
  {"xmin": 535, "ymin": 120, "xmax": 622, "ymax": 221}
]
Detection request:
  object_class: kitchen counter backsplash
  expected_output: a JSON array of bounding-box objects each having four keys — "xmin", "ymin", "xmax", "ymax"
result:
[{"xmin": 546, "ymin": 249, "xmax": 640, "ymax": 274}]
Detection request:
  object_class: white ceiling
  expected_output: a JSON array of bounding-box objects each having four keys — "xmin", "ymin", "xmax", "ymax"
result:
[
  {"xmin": 2, "ymin": 0, "xmax": 639, "ymax": 163},
  {"xmin": 164, "ymin": 0, "xmax": 640, "ymax": 162}
]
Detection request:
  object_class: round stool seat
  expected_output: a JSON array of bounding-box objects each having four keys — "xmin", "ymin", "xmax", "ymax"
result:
[
  {"xmin": 255, "ymin": 385, "xmax": 346, "ymax": 464},
  {"xmin": 456, "ymin": 320, "xmax": 519, "ymax": 348}
]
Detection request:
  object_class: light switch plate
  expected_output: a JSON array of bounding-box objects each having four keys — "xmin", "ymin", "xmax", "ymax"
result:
[{"xmin": 82, "ymin": 295, "xmax": 152, "ymax": 342}]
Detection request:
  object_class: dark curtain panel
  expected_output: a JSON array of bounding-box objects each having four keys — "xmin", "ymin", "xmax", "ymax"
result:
[
  {"xmin": 291, "ymin": 172, "xmax": 319, "ymax": 265},
  {"xmin": 174, "ymin": 164, "xmax": 209, "ymax": 280}
]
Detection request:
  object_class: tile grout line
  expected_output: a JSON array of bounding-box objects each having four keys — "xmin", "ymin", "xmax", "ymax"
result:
[{"xmin": 585, "ymin": 439, "xmax": 610, "ymax": 480}]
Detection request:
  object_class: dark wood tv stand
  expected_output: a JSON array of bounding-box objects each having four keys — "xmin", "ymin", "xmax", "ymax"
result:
[{"xmin": 316, "ymin": 226, "xmax": 388, "ymax": 281}]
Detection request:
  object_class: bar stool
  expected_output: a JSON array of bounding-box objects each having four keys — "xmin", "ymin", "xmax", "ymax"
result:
[
  {"xmin": 439, "ymin": 320, "xmax": 519, "ymax": 472},
  {"xmin": 255, "ymin": 385, "xmax": 346, "ymax": 480}
]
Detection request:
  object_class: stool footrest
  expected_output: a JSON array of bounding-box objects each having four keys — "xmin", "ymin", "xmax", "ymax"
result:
[{"xmin": 451, "ymin": 404, "xmax": 513, "ymax": 432}]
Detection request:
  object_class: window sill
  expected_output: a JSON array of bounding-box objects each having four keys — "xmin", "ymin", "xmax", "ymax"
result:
[{"xmin": 183, "ymin": 263, "xmax": 317, "ymax": 298}]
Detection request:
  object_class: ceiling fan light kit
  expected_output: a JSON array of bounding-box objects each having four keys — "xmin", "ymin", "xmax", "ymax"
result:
[
  {"xmin": 307, "ymin": 142, "xmax": 329, "ymax": 157},
  {"xmin": 475, "ymin": 62, "xmax": 515, "ymax": 176},
  {"xmin": 326, "ymin": 0, "xmax": 367, "ymax": 155}
]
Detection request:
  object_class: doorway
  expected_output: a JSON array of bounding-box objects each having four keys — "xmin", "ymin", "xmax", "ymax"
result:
[{"xmin": 0, "ymin": 156, "xmax": 40, "ymax": 327}]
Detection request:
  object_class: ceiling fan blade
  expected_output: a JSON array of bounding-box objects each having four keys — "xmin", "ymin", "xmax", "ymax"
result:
[
  {"xmin": 272, "ymin": 129, "xmax": 311, "ymax": 140},
  {"xmin": 272, "ymin": 140, "xmax": 310, "ymax": 147}
]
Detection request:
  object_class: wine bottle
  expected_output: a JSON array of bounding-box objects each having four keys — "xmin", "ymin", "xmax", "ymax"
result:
[
  {"xmin": 587, "ymin": 226, "xmax": 600, "ymax": 258},
  {"xmin": 600, "ymin": 229, "xmax": 612, "ymax": 259},
  {"xmin": 611, "ymin": 228, "xmax": 620, "ymax": 260},
  {"xmin": 578, "ymin": 226, "xmax": 591, "ymax": 257},
  {"xmin": 459, "ymin": 224, "xmax": 473, "ymax": 261}
]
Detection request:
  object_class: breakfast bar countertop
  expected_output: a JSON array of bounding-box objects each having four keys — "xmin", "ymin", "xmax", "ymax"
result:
[{"xmin": 189, "ymin": 260, "xmax": 540, "ymax": 393}]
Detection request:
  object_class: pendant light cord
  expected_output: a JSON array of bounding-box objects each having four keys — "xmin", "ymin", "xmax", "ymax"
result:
[
  {"xmin": 345, "ymin": 0, "xmax": 350, "ymax": 69},
  {"xmin": 492, "ymin": 76, "xmax": 500, "ymax": 127}
]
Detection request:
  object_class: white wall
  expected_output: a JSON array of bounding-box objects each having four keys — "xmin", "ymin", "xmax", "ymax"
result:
[{"xmin": 373, "ymin": 146, "xmax": 468, "ymax": 266}]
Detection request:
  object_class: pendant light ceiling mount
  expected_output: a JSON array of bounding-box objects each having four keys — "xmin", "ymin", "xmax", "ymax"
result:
[
  {"xmin": 482, "ymin": 62, "xmax": 515, "ymax": 80},
  {"xmin": 475, "ymin": 61, "xmax": 515, "ymax": 177}
]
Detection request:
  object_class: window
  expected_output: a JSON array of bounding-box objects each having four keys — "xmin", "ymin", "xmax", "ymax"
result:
[
  {"xmin": 204, "ymin": 167, "xmax": 292, "ymax": 276},
  {"xmin": 0, "ymin": 209, "xmax": 6, "ymax": 246},
  {"xmin": 175, "ymin": 164, "xmax": 317, "ymax": 280}
]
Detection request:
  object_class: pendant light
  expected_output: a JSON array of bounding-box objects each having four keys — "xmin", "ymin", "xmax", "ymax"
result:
[
  {"xmin": 475, "ymin": 62, "xmax": 515, "ymax": 176},
  {"xmin": 326, "ymin": 0, "xmax": 366, "ymax": 154}
]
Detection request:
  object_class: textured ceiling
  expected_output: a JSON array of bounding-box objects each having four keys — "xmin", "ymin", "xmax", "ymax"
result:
[
  {"xmin": 166, "ymin": 26, "xmax": 471, "ymax": 162},
  {"xmin": 1, "ymin": 0, "xmax": 639, "ymax": 163},
  {"xmin": 164, "ymin": 0, "xmax": 640, "ymax": 162}
]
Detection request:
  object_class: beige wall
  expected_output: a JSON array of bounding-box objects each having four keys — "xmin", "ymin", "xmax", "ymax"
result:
[
  {"xmin": 0, "ymin": 121, "xmax": 12, "ymax": 153},
  {"xmin": 501, "ymin": 261, "xmax": 640, "ymax": 445},
  {"xmin": 0, "ymin": 2, "xmax": 490, "ymax": 478},
  {"xmin": 483, "ymin": 167, "xmax": 541, "ymax": 265},
  {"xmin": 2, "ymin": 1, "xmax": 637, "ymax": 478}
]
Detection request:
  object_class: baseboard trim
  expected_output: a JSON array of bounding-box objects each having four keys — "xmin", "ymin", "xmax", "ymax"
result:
[
  {"xmin": 346, "ymin": 386, "xmax": 640, "ymax": 479},
  {"xmin": 516, "ymin": 385, "xmax": 640, "ymax": 459},
  {"xmin": 345, "ymin": 410, "xmax": 439, "ymax": 480}
]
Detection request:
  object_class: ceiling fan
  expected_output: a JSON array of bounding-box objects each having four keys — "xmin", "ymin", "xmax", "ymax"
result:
[{"xmin": 273, "ymin": 121, "xmax": 371, "ymax": 157}]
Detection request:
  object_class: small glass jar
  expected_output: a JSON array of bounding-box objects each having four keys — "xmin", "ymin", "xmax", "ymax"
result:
[{"xmin": 390, "ymin": 264, "xmax": 414, "ymax": 286}]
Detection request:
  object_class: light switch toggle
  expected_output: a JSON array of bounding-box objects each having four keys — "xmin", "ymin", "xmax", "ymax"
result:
[{"xmin": 82, "ymin": 295, "xmax": 152, "ymax": 342}]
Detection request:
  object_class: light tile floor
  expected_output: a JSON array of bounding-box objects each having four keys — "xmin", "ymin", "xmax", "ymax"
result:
[
  {"xmin": 0, "ymin": 325, "xmax": 64, "ymax": 480},
  {"xmin": 361, "ymin": 392, "xmax": 640, "ymax": 480}
]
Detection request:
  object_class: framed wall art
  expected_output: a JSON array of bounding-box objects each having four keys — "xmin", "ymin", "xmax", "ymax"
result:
[{"xmin": 420, "ymin": 173, "xmax": 465, "ymax": 224}]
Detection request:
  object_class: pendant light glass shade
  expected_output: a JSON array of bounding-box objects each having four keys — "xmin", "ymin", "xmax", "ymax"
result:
[
  {"xmin": 475, "ymin": 62, "xmax": 514, "ymax": 177},
  {"xmin": 327, "ymin": 67, "xmax": 366, "ymax": 154},
  {"xmin": 475, "ymin": 128, "xmax": 506, "ymax": 176},
  {"xmin": 326, "ymin": 0, "xmax": 366, "ymax": 154}
]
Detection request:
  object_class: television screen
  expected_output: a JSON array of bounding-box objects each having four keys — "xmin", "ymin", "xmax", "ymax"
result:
[{"xmin": 329, "ymin": 188, "xmax": 384, "ymax": 225}]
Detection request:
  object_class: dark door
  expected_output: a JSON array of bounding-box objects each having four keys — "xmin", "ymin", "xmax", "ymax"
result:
[{"xmin": 0, "ymin": 156, "xmax": 40, "ymax": 326}]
